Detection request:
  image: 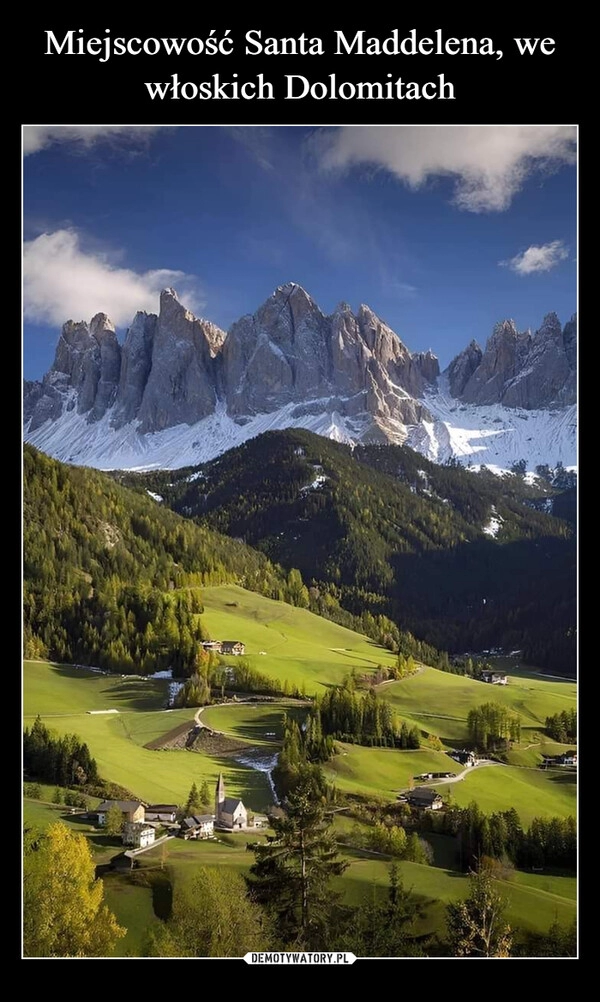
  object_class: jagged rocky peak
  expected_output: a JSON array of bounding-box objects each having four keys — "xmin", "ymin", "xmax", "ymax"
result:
[
  {"xmin": 136, "ymin": 288, "xmax": 224, "ymax": 433},
  {"xmin": 111, "ymin": 311, "xmax": 158, "ymax": 429},
  {"xmin": 446, "ymin": 340, "xmax": 483, "ymax": 397},
  {"xmin": 39, "ymin": 311, "xmax": 122, "ymax": 423},
  {"xmin": 23, "ymin": 283, "xmax": 576, "ymax": 470},
  {"xmin": 446, "ymin": 312, "xmax": 576, "ymax": 409},
  {"xmin": 222, "ymin": 282, "xmax": 332, "ymax": 415},
  {"xmin": 563, "ymin": 314, "xmax": 577, "ymax": 369}
]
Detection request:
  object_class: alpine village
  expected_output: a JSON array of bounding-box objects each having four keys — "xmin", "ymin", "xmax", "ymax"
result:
[{"xmin": 23, "ymin": 125, "xmax": 577, "ymax": 961}]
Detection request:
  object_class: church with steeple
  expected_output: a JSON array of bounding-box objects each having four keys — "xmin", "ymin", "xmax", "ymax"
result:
[{"xmin": 215, "ymin": 773, "xmax": 248, "ymax": 830}]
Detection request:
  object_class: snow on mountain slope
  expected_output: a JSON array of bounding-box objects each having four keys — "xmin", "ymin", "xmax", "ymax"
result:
[
  {"xmin": 407, "ymin": 380, "xmax": 576, "ymax": 471},
  {"xmin": 25, "ymin": 385, "xmax": 576, "ymax": 473},
  {"xmin": 25, "ymin": 398, "xmax": 360, "ymax": 471}
]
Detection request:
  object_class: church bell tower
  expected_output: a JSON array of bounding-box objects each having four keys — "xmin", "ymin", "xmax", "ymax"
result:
[{"xmin": 215, "ymin": 772, "xmax": 225, "ymax": 820}]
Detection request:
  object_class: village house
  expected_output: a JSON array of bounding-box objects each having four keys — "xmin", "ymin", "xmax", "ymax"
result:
[
  {"xmin": 481, "ymin": 670, "xmax": 508, "ymax": 685},
  {"xmin": 543, "ymin": 751, "xmax": 577, "ymax": 768},
  {"xmin": 201, "ymin": 641, "xmax": 223, "ymax": 653},
  {"xmin": 179, "ymin": 814, "xmax": 215, "ymax": 839},
  {"xmin": 406, "ymin": 788, "xmax": 443, "ymax": 810},
  {"xmin": 448, "ymin": 749, "xmax": 477, "ymax": 767},
  {"xmin": 145, "ymin": 804, "xmax": 178, "ymax": 823},
  {"xmin": 215, "ymin": 773, "xmax": 248, "ymax": 829},
  {"xmin": 122, "ymin": 822, "xmax": 156, "ymax": 849},
  {"xmin": 220, "ymin": 641, "xmax": 246, "ymax": 656},
  {"xmin": 95, "ymin": 800, "xmax": 145, "ymax": 825}
]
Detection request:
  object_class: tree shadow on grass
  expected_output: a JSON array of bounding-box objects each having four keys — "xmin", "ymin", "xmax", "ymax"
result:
[{"xmin": 546, "ymin": 771, "xmax": 577, "ymax": 786}]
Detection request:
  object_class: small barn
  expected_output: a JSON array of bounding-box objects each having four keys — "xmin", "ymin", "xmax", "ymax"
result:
[
  {"xmin": 221, "ymin": 641, "xmax": 245, "ymax": 656},
  {"xmin": 96, "ymin": 800, "xmax": 145, "ymax": 825},
  {"xmin": 406, "ymin": 788, "xmax": 443, "ymax": 810},
  {"xmin": 481, "ymin": 671, "xmax": 508, "ymax": 685},
  {"xmin": 145, "ymin": 805, "xmax": 178, "ymax": 823}
]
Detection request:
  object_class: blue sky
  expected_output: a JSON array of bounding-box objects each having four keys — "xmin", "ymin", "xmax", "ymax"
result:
[{"xmin": 23, "ymin": 125, "xmax": 576, "ymax": 380}]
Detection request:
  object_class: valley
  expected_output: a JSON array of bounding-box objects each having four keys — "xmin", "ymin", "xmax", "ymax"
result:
[{"xmin": 24, "ymin": 607, "xmax": 576, "ymax": 954}]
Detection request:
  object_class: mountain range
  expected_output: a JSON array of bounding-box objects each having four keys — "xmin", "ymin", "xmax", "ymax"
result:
[{"xmin": 23, "ymin": 283, "xmax": 577, "ymax": 471}]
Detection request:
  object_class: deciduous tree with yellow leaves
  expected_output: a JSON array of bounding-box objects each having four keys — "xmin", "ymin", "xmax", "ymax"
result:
[{"xmin": 23, "ymin": 822, "xmax": 126, "ymax": 957}]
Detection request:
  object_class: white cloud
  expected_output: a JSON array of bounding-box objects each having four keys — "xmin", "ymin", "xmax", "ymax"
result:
[
  {"xmin": 316, "ymin": 126, "xmax": 576, "ymax": 212},
  {"xmin": 24, "ymin": 229, "xmax": 204, "ymax": 326},
  {"xmin": 23, "ymin": 126, "xmax": 162, "ymax": 156},
  {"xmin": 500, "ymin": 240, "xmax": 569, "ymax": 275}
]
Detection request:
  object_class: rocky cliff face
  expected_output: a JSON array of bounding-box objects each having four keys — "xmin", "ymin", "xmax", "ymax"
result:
[
  {"xmin": 446, "ymin": 313, "xmax": 576, "ymax": 409},
  {"xmin": 24, "ymin": 283, "xmax": 440, "ymax": 442},
  {"xmin": 23, "ymin": 284, "xmax": 576, "ymax": 470}
]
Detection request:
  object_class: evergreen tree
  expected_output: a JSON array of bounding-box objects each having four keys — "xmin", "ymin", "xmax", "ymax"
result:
[
  {"xmin": 336, "ymin": 864, "xmax": 423, "ymax": 956},
  {"xmin": 247, "ymin": 779, "xmax": 348, "ymax": 948},
  {"xmin": 199, "ymin": 781, "xmax": 211, "ymax": 807},
  {"xmin": 185, "ymin": 782, "xmax": 201, "ymax": 816}
]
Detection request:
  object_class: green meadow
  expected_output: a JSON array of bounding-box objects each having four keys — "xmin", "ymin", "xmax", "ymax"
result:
[
  {"xmin": 380, "ymin": 664, "xmax": 576, "ymax": 748},
  {"xmin": 200, "ymin": 584, "xmax": 397, "ymax": 691},
  {"xmin": 24, "ymin": 661, "xmax": 273, "ymax": 810}
]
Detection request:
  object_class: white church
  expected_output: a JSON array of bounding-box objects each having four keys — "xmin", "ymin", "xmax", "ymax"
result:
[{"xmin": 215, "ymin": 773, "xmax": 248, "ymax": 830}]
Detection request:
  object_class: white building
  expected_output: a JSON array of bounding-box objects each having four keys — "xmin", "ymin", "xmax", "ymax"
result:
[
  {"xmin": 215, "ymin": 773, "xmax": 248, "ymax": 830},
  {"xmin": 122, "ymin": 822, "xmax": 156, "ymax": 848},
  {"xmin": 180, "ymin": 814, "xmax": 215, "ymax": 839}
]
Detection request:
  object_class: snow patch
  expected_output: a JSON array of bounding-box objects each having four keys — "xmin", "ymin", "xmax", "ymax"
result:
[
  {"xmin": 410, "ymin": 378, "xmax": 576, "ymax": 473},
  {"xmin": 482, "ymin": 506, "xmax": 504, "ymax": 538},
  {"xmin": 146, "ymin": 490, "xmax": 163, "ymax": 502},
  {"xmin": 299, "ymin": 474, "xmax": 328, "ymax": 494}
]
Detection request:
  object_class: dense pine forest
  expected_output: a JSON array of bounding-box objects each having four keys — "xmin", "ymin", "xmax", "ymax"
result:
[
  {"xmin": 117, "ymin": 430, "xmax": 576, "ymax": 673},
  {"xmin": 24, "ymin": 446, "xmax": 295, "ymax": 673}
]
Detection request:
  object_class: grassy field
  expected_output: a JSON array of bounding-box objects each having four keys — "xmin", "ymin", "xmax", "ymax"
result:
[
  {"xmin": 380, "ymin": 664, "xmax": 576, "ymax": 747},
  {"xmin": 201, "ymin": 585, "xmax": 397, "ymax": 692},
  {"xmin": 123, "ymin": 835, "xmax": 575, "ymax": 944},
  {"xmin": 449, "ymin": 763, "xmax": 576, "ymax": 823},
  {"xmin": 323, "ymin": 742, "xmax": 575, "ymax": 820},
  {"xmin": 201, "ymin": 702, "xmax": 300, "ymax": 745},
  {"xmin": 24, "ymin": 662, "xmax": 273, "ymax": 810},
  {"xmin": 103, "ymin": 875, "xmax": 161, "ymax": 957},
  {"xmin": 23, "ymin": 660, "xmax": 169, "ymax": 716},
  {"xmin": 324, "ymin": 744, "xmax": 459, "ymax": 799}
]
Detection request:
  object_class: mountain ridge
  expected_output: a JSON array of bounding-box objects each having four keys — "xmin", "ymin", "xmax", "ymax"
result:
[{"xmin": 24, "ymin": 283, "xmax": 577, "ymax": 471}]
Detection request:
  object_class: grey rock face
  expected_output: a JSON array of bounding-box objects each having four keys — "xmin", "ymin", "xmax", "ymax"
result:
[
  {"xmin": 447, "ymin": 313, "xmax": 577, "ymax": 409},
  {"xmin": 446, "ymin": 340, "xmax": 483, "ymax": 397},
  {"xmin": 25, "ymin": 313, "xmax": 122, "ymax": 429},
  {"xmin": 136, "ymin": 289, "xmax": 222, "ymax": 433},
  {"xmin": 222, "ymin": 284, "xmax": 331, "ymax": 415},
  {"xmin": 112, "ymin": 312, "xmax": 157, "ymax": 429},
  {"xmin": 23, "ymin": 283, "xmax": 575, "ymax": 459},
  {"xmin": 88, "ymin": 314, "xmax": 122, "ymax": 421},
  {"xmin": 222, "ymin": 284, "xmax": 439, "ymax": 423}
]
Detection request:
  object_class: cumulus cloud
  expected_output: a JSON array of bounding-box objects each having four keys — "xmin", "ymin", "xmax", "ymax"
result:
[
  {"xmin": 316, "ymin": 126, "xmax": 576, "ymax": 212},
  {"xmin": 500, "ymin": 240, "xmax": 569, "ymax": 275},
  {"xmin": 24, "ymin": 229, "xmax": 204, "ymax": 326},
  {"xmin": 23, "ymin": 125, "xmax": 162, "ymax": 156}
]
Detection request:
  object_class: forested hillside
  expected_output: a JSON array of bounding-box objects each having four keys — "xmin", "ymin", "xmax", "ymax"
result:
[
  {"xmin": 117, "ymin": 430, "xmax": 576, "ymax": 672},
  {"xmin": 24, "ymin": 446, "xmax": 296, "ymax": 673}
]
